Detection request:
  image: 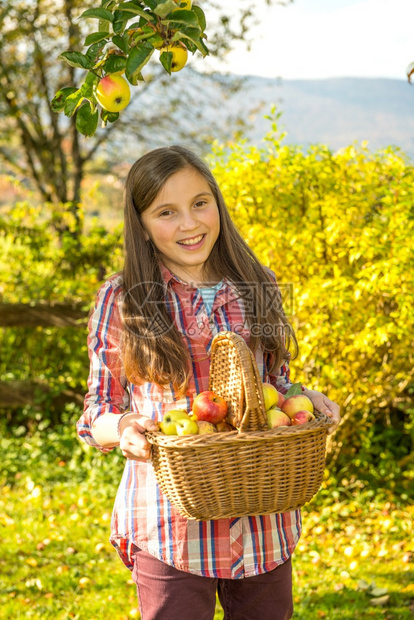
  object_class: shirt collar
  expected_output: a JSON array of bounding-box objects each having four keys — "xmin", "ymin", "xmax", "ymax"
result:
[{"xmin": 158, "ymin": 262, "xmax": 239, "ymax": 304}]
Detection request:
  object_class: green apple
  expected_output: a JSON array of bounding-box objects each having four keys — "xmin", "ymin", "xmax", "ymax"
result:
[{"xmin": 96, "ymin": 74, "xmax": 131, "ymax": 113}]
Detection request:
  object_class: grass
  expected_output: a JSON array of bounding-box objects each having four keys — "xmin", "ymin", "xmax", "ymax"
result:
[{"xmin": 0, "ymin": 415, "xmax": 413, "ymax": 619}]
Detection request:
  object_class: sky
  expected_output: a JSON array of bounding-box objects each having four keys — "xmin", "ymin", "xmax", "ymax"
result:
[{"xmin": 196, "ymin": 0, "xmax": 413, "ymax": 81}]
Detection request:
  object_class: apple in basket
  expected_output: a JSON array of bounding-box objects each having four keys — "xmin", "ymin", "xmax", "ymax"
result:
[
  {"xmin": 192, "ymin": 391, "xmax": 228, "ymax": 425},
  {"xmin": 281, "ymin": 394, "xmax": 314, "ymax": 419},
  {"xmin": 197, "ymin": 421, "xmax": 217, "ymax": 434},
  {"xmin": 266, "ymin": 407, "xmax": 291, "ymax": 429},
  {"xmin": 291, "ymin": 410, "xmax": 315, "ymax": 426},
  {"xmin": 158, "ymin": 410, "xmax": 199, "ymax": 435},
  {"xmin": 262, "ymin": 383, "xmax": 285, "ymax": 410},
  {"xmin": 216, "ymin": 420, "xmax": 234, "ymax": 432}
]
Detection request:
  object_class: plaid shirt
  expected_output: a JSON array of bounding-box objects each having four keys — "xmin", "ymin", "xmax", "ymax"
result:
[{"xmin": 78, "ymin": 266, "xmax": 302, "ymax": 578}]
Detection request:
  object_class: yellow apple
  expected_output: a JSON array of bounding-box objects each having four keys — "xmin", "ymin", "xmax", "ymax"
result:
[
  {"xmin": 160, "ymin": 45, "xmax": 188, "ymax": 72},
  {"xmin": 96, "ymin": 74, "xmax": 131, "ymax": 113},
  {"xmin": 159, "ymin": 409, "xmax": 189, "ymax": 434},
  {"xmin": 261, "ymin": 383, "xmax": 278, "ymax": 410},
  {"xmin": 176, "ymin": 418, "xmax": 199, "ymax": 435},
  {"xmin": 173, "ymin": 0, "xmax": 192, "ymax": 9},
  {"xmin": 266, "ymin": 408, "xmax": 291, "ymax": 429},
  {"xmin": 261, "ymin": 383, "xmax": 286, "ymax": 410}
]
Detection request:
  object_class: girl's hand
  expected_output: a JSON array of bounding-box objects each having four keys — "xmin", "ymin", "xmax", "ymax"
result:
[
  {"xmin": 119, "ymin": 414, "xmax": 159, "ymax": 461},
  {"xmin": 302, "ymin": 389, "xmax": 341, "ymax": 435}
]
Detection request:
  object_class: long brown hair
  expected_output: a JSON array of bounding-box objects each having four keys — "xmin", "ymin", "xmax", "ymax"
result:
[{"xmin": 121, "ymin": 145, "xmax": 297, "ymax": 395}]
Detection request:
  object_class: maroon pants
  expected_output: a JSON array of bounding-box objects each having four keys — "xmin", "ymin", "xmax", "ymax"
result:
[{"xmin": 131, "ymin": 547, "xmax": 293, "ymax": 620}]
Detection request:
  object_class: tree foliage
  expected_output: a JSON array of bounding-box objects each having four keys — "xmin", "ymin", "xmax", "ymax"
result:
[
  {"xmin": 209, "ymin": 116, "xmax": 414, "ymax": 487},
  {"xmin": 0, "ymin": 0, "xmax": 291, "ymax": 234}
]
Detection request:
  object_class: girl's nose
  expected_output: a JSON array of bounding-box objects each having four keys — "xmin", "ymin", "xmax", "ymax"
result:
[{"xmin": 179, "ymin": 211, "xmax": 198, "ymax": 230}]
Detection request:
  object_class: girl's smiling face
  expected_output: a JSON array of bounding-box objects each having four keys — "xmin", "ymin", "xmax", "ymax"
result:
[{"xmin": 141, "ymin": 167, "xmax": 220, "ymax": 284}]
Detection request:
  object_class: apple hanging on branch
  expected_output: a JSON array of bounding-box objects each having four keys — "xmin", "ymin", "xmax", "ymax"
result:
[{"xmin": 51, "ymin": 0, "xmax": 209, "ymax": 137}]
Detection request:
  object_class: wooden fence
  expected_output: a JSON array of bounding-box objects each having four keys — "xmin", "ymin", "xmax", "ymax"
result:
[{"xmin": 0, "ymin": 302, "xmax": 89, "ymax": 409}]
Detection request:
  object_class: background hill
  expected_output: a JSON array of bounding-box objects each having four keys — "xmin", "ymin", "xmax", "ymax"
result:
[
  {"xmin": 161, "ymin": 73, "xmax": 414, "ymax": 159},
  {"xmin": 237, "ymin": 76, "xmax": 414, "ymax": 157}
]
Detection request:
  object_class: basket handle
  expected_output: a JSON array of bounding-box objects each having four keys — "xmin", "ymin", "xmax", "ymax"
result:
[
  {"xmin": 239, "ymin": 346, "xmax": 269, "ymax": 432},
  {"xmin": 209, "ymin": 332, "xmax": 269, "ymax": 433}
]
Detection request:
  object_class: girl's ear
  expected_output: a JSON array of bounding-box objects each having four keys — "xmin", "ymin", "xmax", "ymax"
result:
[{"xmin": 143, "ymin": 229, "xmax": 150, "ymax": 241}]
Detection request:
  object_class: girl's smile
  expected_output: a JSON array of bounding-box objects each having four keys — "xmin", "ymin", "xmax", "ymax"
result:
[
  {"xmin": 141, "ymin": 167, "xmax": 220, "ymax": 284},
  {"xmin": 177, "ymin": 233, "xmax": 206, "ymax": 248}
]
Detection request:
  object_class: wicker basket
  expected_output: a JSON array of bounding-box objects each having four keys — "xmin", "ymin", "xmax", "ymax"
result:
[{"xmin": 146, "ymin": 331, "xmax": 332, "ymax": 521}]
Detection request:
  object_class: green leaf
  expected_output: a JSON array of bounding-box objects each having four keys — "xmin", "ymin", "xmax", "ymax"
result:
[
  {"xmin": 76, "ymin": 102, "xmax": 99, "ymax": 137},
  {"xmin": 112, "ymin": 34, "xmax": 129, "ymax": 54},
  {"xmin": 51, "ymin": 87, "xmax": 78, "ymax": 113},
  {"xmin": 284, "ymin": 383, "xmax": 303, "ymax": 398},
  {"xmin": 59, "ymin": 51, "xmax": 93, "ymax": 70},
  {"xmin": 99, "ymin": 19, "xmax": 111, "ymax": 34},
  {"xmin": 84, "ymin": 31, "xmax": 109, "ymax": 46},
  {"xmin": 194, "ymin": 36, "xmax": 209, "ymax": 56},
  {"xmin": 176, "ymin": 37, "xmax": 197, "ymax": 54},
  {"xmin": 113, "ymin": 8, "xmax": 136, "ymax": 22},
  {"xmin": 154, "ymin": 0, "xmax": 177, "ymax": 18},
  {"xmin": 147, "ymin": 33, "xmax": 164, "ymax": 49},
  {"xmin": 79, "ymin": 8, "xmax": 114, "ymax": 23},
  {"xmin": 113, "ymin": 18, "xmax": 129, "ymax": 34},
  {"xmin": 85, "ymin": 40, "xmax": 107, "ymax": 61},
  {"xmin": 80, "ymin": 73, "xmax": 99, "ymax": 98},
  {"xmin": 192, "ymin": 5, "xmax": 206, "ymax": 31},
  {"xmin": 103, "ymin": 55, "xmax": 127, "ymax": 74},
  {"xmin": 117, "ymin": 2, "xmax": 151, "ymax": 19},
  {"xmin": 162, "ymin": 10, "xmax": 199, "ymax": 28},
  {"xmin": 63, "ymin": 90, "xmax": 84, "ymax": 117},
  {"xmin": 171, "ymin": 28, "xmax": 208, "ymax": 56},
  {"xmin": 101, "ymin": 108, "xmax": 119, "ymax": 125},
  {"xmin": 159, "ymin": 50, "xmax": 172, "ymax": 75},
  {"xmin": 125, "ymin": 43, "xmax": 154, "ymax": 81},
  {"xmin": 128, "ymin": 72, "xmax": 144, "ymax": 85}
]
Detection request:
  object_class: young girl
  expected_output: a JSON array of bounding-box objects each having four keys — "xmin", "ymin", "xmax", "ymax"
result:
[{"xmin": 78, "ymin": 145, "xmax": 340, "ymax": 620}]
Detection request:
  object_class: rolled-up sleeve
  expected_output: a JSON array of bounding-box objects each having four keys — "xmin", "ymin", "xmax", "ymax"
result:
[{"xmin": 77, "ymin": 278, "xmax": 130, "ymax": 452}]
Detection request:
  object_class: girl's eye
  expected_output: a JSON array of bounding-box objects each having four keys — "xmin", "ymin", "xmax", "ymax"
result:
[
  {"xmin": 195, "ymin": 200, "xmax": 207, "ymax": 208},
  {"xmin": 159, "ymin": 210, "xmax": 173, "ymax": 217}
]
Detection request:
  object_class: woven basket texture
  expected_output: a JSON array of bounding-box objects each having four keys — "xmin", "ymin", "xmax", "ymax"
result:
[{"xmin": 146, "ymin": 331, "xmax": 332, "ymax": 521}]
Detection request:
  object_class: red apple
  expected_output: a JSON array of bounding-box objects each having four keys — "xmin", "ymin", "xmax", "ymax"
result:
[
  {"xmin": 96, "ymin": 74, "xmax": 131, "ymax": 113},
  {"xmin": 192, "ymin": 391, "xmax": 228, "ymax": 424},
  {"xmin": 281, "ymin": 394, "xmax": 314, "ymax": 419},
  {"xmin": 291, "ymin": 410, "xmax": 315, "ymax": 425}
]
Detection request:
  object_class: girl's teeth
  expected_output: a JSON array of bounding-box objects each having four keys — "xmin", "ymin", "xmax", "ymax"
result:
[{"xmin": 179, "ymin": 235, "xmax": 203, "ymax": 245}]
